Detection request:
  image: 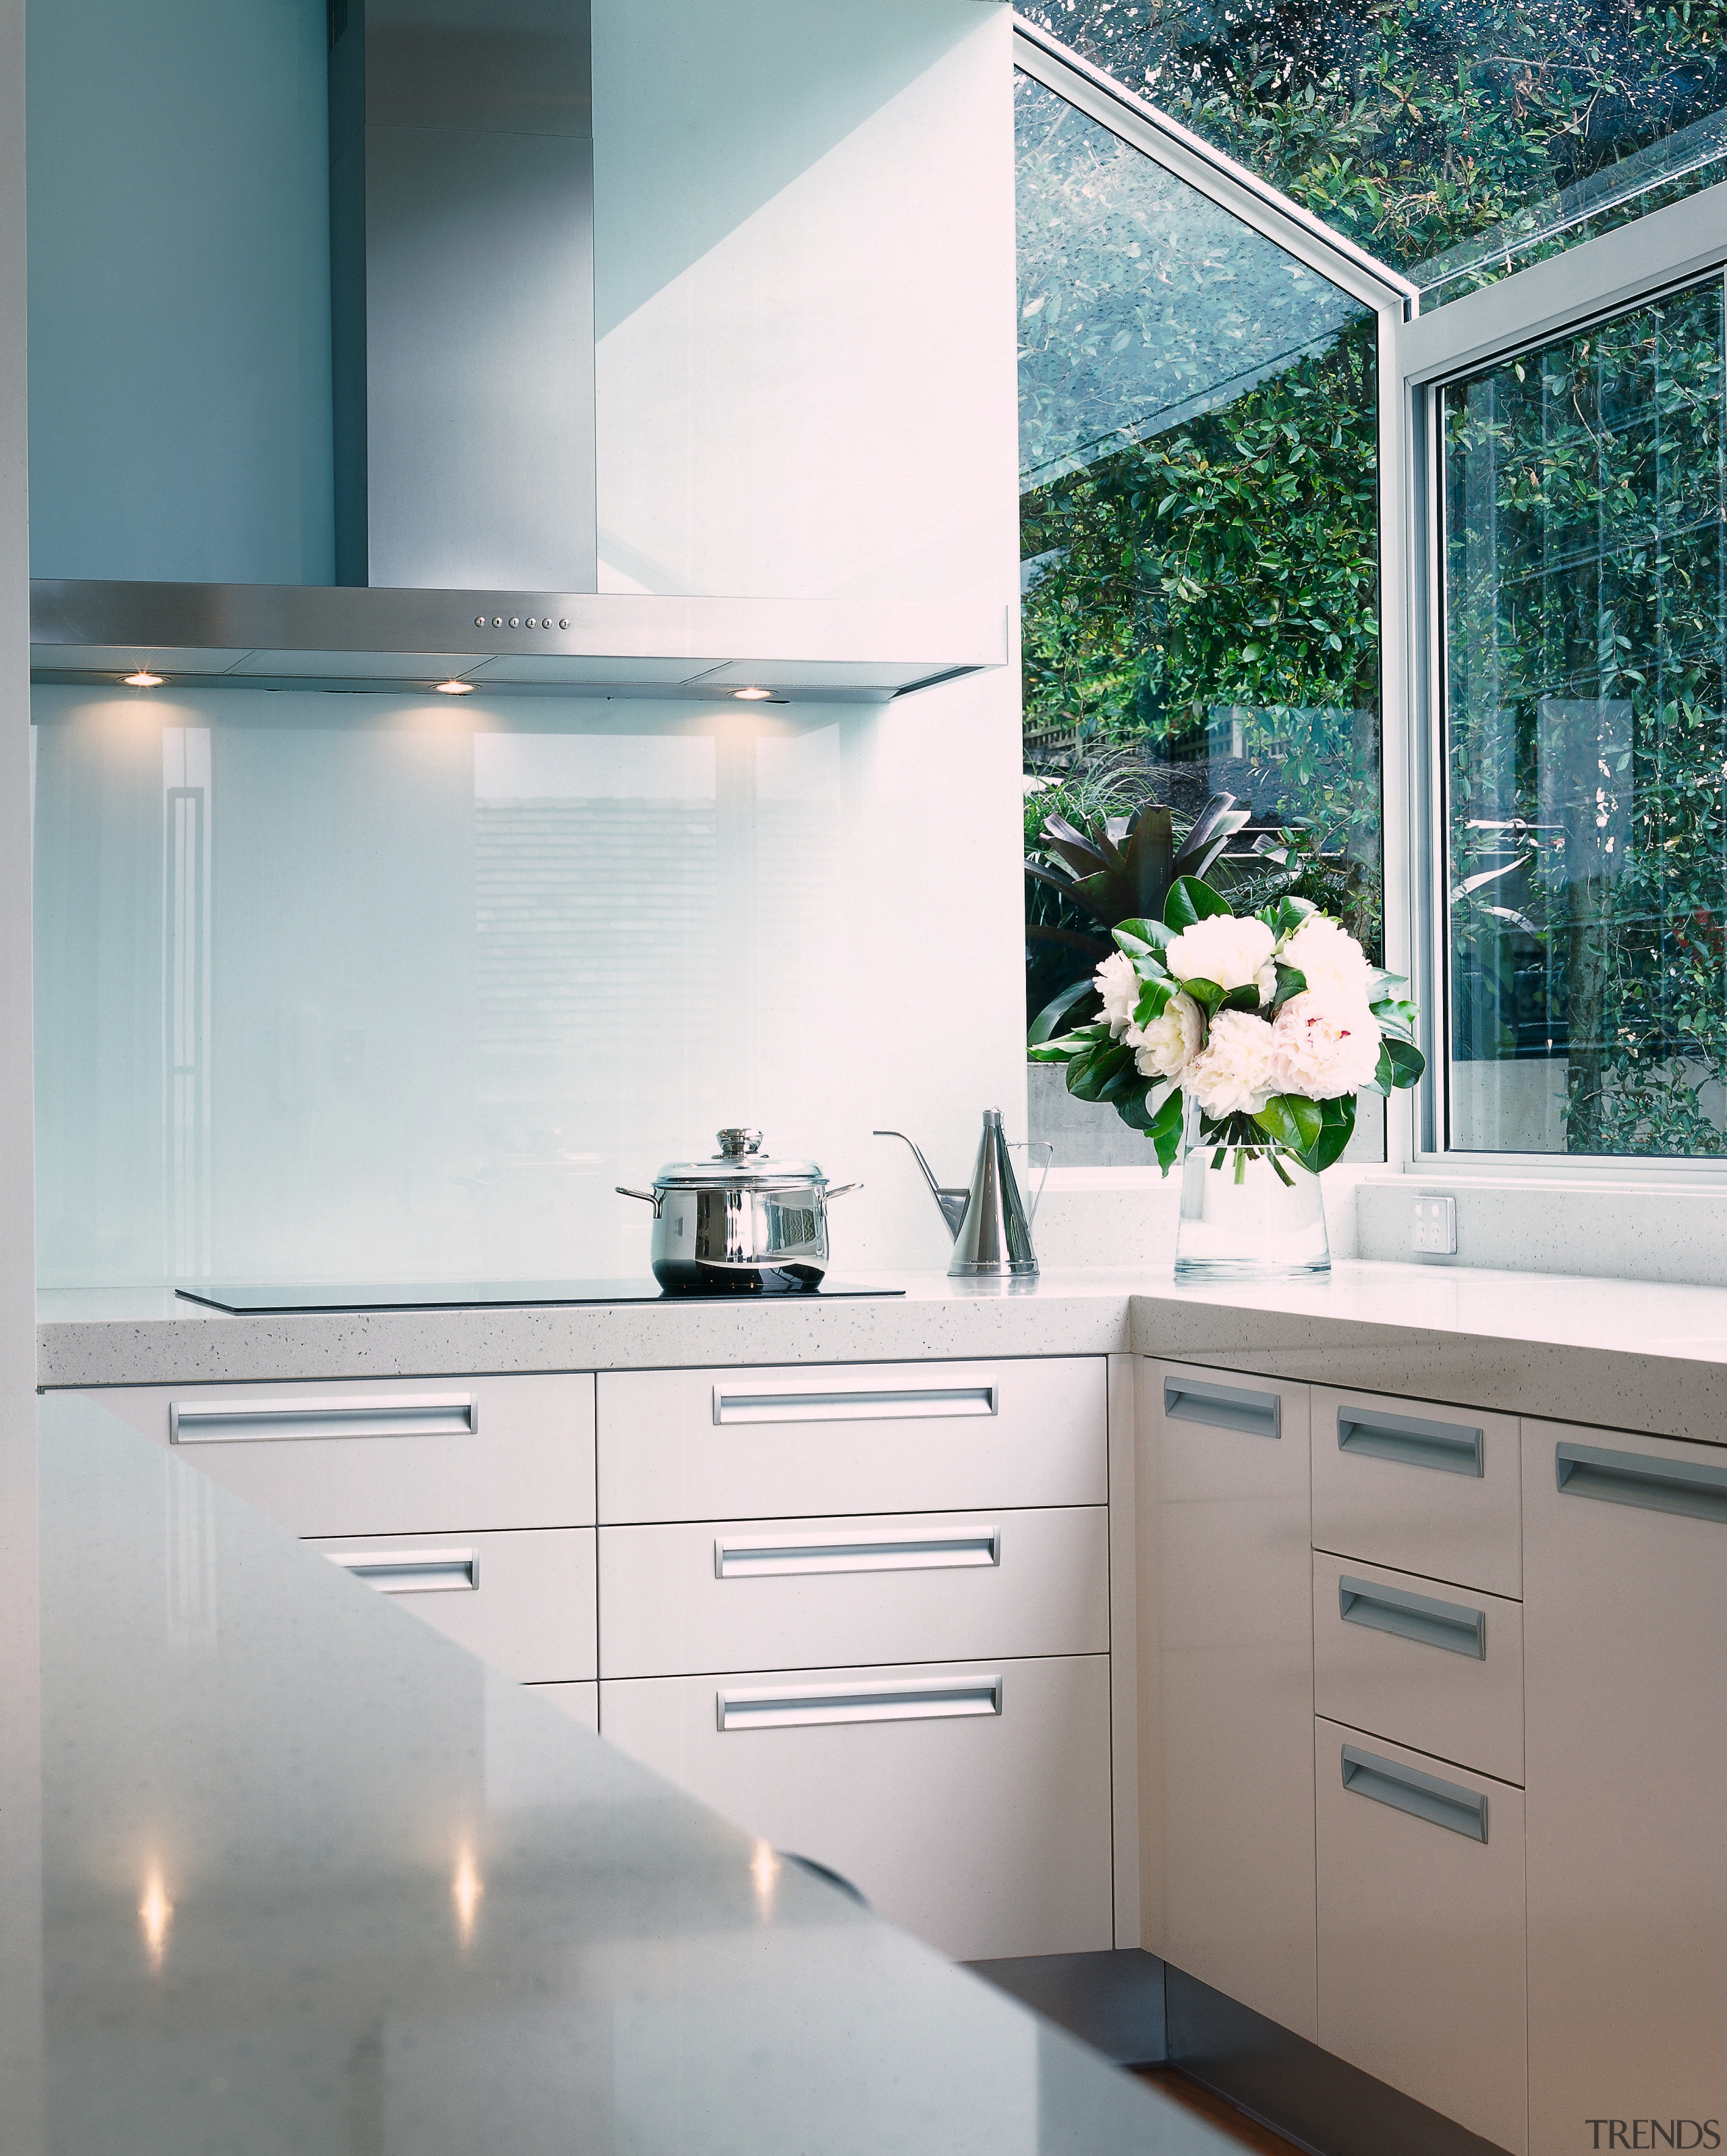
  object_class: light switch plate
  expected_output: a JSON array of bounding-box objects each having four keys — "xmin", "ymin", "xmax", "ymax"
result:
[{"xmin": 1410, "ymin": 1194, "xmax": 1457, "ymax": 1254}]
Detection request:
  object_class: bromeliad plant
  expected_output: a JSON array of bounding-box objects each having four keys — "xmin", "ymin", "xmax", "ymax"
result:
[{"xmin": 1029, "ymin": 873, "xmax": 1425, "ymax": 1178}]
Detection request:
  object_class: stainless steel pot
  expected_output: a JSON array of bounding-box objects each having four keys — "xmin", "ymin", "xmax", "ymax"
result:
[{"xmin": 617, "ymin": 1128, "xmax": 860, "ymax": 1294}]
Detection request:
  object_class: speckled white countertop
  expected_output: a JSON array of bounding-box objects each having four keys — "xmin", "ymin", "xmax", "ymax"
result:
[{"xmin": 38, "ymin": 1261, "xmax": 1727, "ymax": 1444}]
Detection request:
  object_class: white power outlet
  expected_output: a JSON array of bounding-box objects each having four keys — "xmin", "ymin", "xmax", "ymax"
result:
[{"xmin": 1409, "ymin": 1195, "xmax": 1457, "ymax": 1254}]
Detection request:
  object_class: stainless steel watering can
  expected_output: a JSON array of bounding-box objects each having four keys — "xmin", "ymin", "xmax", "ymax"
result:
[{"xmin": 874, "ymin": 1111, "xmax": 1050, "ymax": 1278}]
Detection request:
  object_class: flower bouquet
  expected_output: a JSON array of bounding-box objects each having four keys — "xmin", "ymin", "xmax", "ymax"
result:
[{"xmin": 1029, "ymin": 873, "xmax": 1424, "ymax": 1275}]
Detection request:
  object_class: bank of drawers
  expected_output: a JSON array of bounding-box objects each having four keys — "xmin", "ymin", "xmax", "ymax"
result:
[
  {"xmin": 595, "ymin": 1358, "xmax": 1114, "ymax": 1961},
  {"xmin": 1309, "ymin": 1385, "xmax": 1527, "ymax": 2154},
  {"xmin": 86, "ymin": 1373, "xmax": 598, "ymax": 1685}
]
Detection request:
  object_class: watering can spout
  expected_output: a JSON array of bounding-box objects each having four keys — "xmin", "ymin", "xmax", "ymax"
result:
[{"xmin": 874, "ymin": 1113, "xmax": 1052, "ymax": 1278}]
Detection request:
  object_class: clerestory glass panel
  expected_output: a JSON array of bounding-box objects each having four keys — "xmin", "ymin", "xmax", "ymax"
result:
[
  {"xmin": 1444, "ymin": 276, "xmax": 1727, "ymax": 1157},
  {"xmin": 1017, "ymin": 71, "xmax": 1382, "ymax": 1107},
  {"xmin": 1018, "ymin": 1, "xmax": 1727, "ymax": 304}
]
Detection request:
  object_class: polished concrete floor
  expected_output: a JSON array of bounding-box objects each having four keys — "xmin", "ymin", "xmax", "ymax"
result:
[{"xmin": 1135, "ymin": 2070, "xmax": 1309, "ymax": 2155}]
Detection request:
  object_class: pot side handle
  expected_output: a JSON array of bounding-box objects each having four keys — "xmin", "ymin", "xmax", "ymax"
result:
[
  {"xmin": 824, "ymin": 1182, "xmax": 863, "ymax": 1200},
  {"xmin": 615, "ymin": 1186, "xmax": 667, "ymax": 1218}
]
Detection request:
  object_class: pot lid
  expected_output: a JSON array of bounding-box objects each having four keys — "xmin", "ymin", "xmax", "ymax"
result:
[{"xmin": 651, "ymin": 1128, "xmax": 829, "ymax": 1188}]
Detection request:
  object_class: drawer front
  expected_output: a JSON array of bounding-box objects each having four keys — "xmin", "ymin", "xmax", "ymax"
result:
[
  {"xmin": 528, "ymin": 1681, "xmax": 599, "ymax": 1732},
  {"xmin": 1311, "ymin": 1386, "xmax": 1521, "ymax": 1597},
  {"xmin": 86, "ymin": 1374, "xmax": 596, "ymax": 1537},
  {"xmin": 308, "ymin": 1526, "xmax": 596, "ymax": 1684},
  {"xmin": 599, "ymin": 1654, "xmax": 1114, "ymax": 1962},
  {"xmin": 1315, "ymin": 1717, "xmax": 1527, "ymax": 2155},
  {"xmin": 1146, "ymin": 1360, "xmax": 1319, "ymax": 2042},
  {"xmin": 596, "ymin": 1358, "xmax": 1106, "ymax": 1524},
  {"xmin": 598, "ymin": 1505, "xmax": 1108, "ymax": 1678},
  {"xmin": 1313, "ymin": 1552, "xmax": 1525, "ymax": 1786}
]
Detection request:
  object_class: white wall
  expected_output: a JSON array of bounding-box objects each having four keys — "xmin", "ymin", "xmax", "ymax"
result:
[
  {"xmin": 1, "ymin": 0, "xmax": 45, "ymax": 2128},
  {"xmin": 592, "ymin": 0, "xmax": 1024, "ymax": 1271}
]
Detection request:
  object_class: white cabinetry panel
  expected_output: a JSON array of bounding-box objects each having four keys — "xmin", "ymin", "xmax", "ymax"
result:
[
  {"xmin": 86, "ymin": 1373, "xmax": 596, "ymax": 1537},
  {"xmin": 308, "ymin": 1526, "xmax": 597, "ymax": 1684},
  {"xmin": 1315, "ymin": 1717, "xmax": 1527, "ymax": 2155},
  {"xmin": 596, "ymin": 1358, "xmax": 1106, "ymax": 1523},
  {"xmin": 1143, "ymin": 1359, "xmax": 1317, "ymax": 2039},
  {"xmin": 1311, "ymin": 1386, "xmax": 1521, "ymax": 1597},
  {"xmin": 600, "ymin": 1653, "xmax": 1113, "ymax": 1962},
  {"xmin": 528, "ymin": 1681, "xmax": 599, "ymax": 1732},
  {"xmin": 598, "ymin": 1505, "xmax": 1106, "ymax": 1678},
  {"xmin": 1523, "ymin": 1418, "xmax": 1727, "ymax": 2156},
  {"xmin": 1313, "ymin": 1549, "xmax": 1525, "ymax": 1786}
]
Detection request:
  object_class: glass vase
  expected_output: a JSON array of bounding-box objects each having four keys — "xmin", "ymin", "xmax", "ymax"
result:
[{"xmin": 1172, "ymin": 1093, "xmax": 1330, "ymax": 1280}]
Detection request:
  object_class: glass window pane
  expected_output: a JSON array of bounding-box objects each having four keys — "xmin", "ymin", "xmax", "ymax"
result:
[
  {"xmin": 1017, "ymin": 73, "xmax": 1382, "ymax": 1068},
  {"xmin": 1444, "ymin": 277, "xmax": 1727, "ymax": 1157},
  {"xmin": 1018, "ymin": 1, "xmax": 1727, "ymax": 303}
]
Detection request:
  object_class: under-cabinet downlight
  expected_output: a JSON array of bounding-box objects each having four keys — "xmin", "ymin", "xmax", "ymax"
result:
[
  {"xmin": 731, "ymin": 686, "xmax": 774, "ymax": 700},
  {"xmin": 121, "ymin": 669, "xmax": 164, "ymax": 688},
  {"xmin": 434, "ymin": 678, "xmax": 476, "ymax": 695}
]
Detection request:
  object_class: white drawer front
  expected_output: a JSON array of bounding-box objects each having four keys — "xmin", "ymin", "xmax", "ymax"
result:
[
  {"xmin": 1315, "ymin": 1718, "xmax": 1527, "ymax": 2155},
  {"xmin": 596, "ymin": 1358, "xmax": 1106, "ymax": 1524},
  {"xmin": 86, "ymin": 1374, "xmax": 596, "ymax": 1537},
  {"xmin": 598, "ymin": 1505, "xmax": 1108, "ymax": 1678},
  {"xmin": 308, "ymin": 1526, "xmax": 596, "ymax": 1684},
  {"xmin": 599, "ymin": 1654, "xmax": 1114, "ymax": 1962},
  {"xmin": 528, "ymin": 1681, "xmax": 599, "ymax": 1732},
  {"xmin": 1311, "ymin": 1385, "xmax": 1521, "ymax": 1597},
  {"xmin": 1313, "ymin": 1552, "xmax": 1525, "ymax": 1786}
]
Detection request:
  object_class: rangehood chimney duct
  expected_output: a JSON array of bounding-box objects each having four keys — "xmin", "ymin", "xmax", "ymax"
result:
[{"xmin": 327, "ymin": 0, "xmax": 598, "ymax": 592}]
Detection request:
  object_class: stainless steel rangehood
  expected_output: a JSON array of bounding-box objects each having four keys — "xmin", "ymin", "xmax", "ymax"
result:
[
  {"xmin": 28, "ymin": 0, "xmax": 1006, "ymax": 704},
  {"xmin": 28, "ymin": 581, "xmax": 1004, "ymax": 702}
]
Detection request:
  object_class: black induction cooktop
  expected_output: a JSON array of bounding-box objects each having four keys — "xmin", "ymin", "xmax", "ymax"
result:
[{"xmin": 174, "ymin": 1278, "xmax": 906, "ymax": 1315}]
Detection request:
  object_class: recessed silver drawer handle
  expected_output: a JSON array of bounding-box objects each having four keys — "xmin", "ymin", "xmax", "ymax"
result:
[
  {"xmin": 712, "ymin": 1382, "xmax": 998, "ymax": 1426},
  {"xmin": 1556, "ymin": 1441, "xmax": 1727, "ymax": 1524},
  {"xmin": 1340, "ymin": 1743, "xmax": 1488, "ymax": 1843},
  {"xmin": 171, "ymin": 1393, "xmax": 478, "ymax": 1443},
  {"xmin": 717, "ymin": 1674, "xmax": 1003, "ymax": 1731},
  {"xmin": 1338, "ymin": 1574, "xmax": 1485, "ymax": 1659},
  {"xmin": 1336, "ymin": 1407, "xmax": 1483, "ymax": 1478},
  {"xmin": 716, "ymin": 1527, "xmax": 1002, "ymax": 1578},
  {"xmin": 1162, "ymin": 1376, "xmax": 1280, "ymax": 1439},
  {"xmin": 327, "ymin": 1549, "xmax": 478, "ymax": 1595}
]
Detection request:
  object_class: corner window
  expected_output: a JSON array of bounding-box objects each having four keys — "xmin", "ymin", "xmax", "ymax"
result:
[{"xmin": 1443, "ymin": 275, "xmax": 1727, "ymax": 1157}]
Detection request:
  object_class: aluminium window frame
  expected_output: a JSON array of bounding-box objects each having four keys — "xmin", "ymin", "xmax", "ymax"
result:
[
  {"xmin": 1011, "ymin": 16, "xmax": 1416, "ymax": 1165},
  {"xmin": 1393, "ymin": 181, "xmax": 1727, "ymax": 1182}
]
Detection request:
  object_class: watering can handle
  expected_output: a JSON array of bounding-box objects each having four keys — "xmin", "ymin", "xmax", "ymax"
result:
[{"xmin": 1011, "ymin": 1140, "xmax": 1055, "ymax": 1223}]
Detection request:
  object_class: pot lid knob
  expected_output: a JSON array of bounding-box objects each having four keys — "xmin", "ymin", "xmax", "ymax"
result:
[{"xmin": 716, "ymin": 1127, "xmax": 764, "ymax": 1159}]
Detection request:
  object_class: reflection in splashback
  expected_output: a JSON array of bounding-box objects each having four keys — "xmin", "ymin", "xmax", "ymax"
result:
[{"xmin": 32, "ymin": 689, "xmax": 849, "ymax": 1288}]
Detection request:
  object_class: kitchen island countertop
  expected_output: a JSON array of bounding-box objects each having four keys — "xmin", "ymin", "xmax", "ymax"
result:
[
  {"xmin": 38, "ymin": 1260, "xmax": 1727, "ymax": 1444},
  {"xmin": 16, "ymin": 1391, "xmax": 1221, "ymax": 2155}
]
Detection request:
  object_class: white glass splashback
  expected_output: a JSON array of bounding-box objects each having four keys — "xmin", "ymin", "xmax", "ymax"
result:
[{"xmin": 32, "ymin": 688, "xmax": 884, "ymax": 1289}]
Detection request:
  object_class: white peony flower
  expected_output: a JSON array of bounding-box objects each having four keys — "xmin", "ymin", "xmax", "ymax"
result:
[
  {"xmin": 1280, "ymin": 913, "xmax": 1373, "ymax": 1003},
  {"xmin": 1270, "ymin": 991, "xmax": 1383, "ymax": 1099},
  {"xmin": 1131, "ymin": 990, "xmax": 1203, "ymax": 1079},
  {"xmin": 1094, "ymin": 950, "xmax": 1141, "ymax": 1037},
  {"xmin": 1184, "ymin": 1007, "xmax": 1278, "ymax": 1118},
  {"xmin": 1164, "ymin": 913, "xmax": 1276, "ymax": 995}
]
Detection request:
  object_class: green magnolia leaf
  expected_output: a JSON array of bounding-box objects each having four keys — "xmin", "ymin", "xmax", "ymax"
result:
[
  {"xmin": 1262, "ymin": 895, "xmax": 1317, "ymax": 939},
  {"xmin": 1028, "ymin": 975, "xmax": 1098, "ymax": 1047},
  {"xmin": 1164, "ymin": 875, "xmax": 1233, "ymax": 930},
  {"xmin": 1366, "ymin": 966, "xmax": 1410, "ymax": 1003},
  {"xmin": 1113, "ymin": 1083, "xmax": 1160, "ymax": 1133},
  {"xmin": 1148, "ymin": 1086, "xmax": 1185, "ymax": 1174},
  {"xmin": 1219, "ymin": 980, "xmax": 1264, "ymax": 1014},
  {"xmin": 1179, "ymin": 975, "xmax": 1225, "ymax": 1012},
  {"xmin": 1027, "ymin": 1018, "xmax": 1106, "ymax": 1065},
  {"xmin": 1114, "ymin": 916, "xmax": 1175, "ymax": 954},
  {"xmin": 1298, "ymin": 1091, "xmax": 1357, "ymax": 1173},
  {"xmin": 1069, "ymin": 1039, "xmax": 1134, "ymax": 1102},
  {"xmin": 1272, "ymin": 962, "xmax": 1308, "ymax": 1010},
  {"xmin": 1370, "ymin": 996, "xmax": 1419, "ymax": 1040},
  {"xmin": 1367, "ymin": 1041, "xmax": 1396, "ymax": 1095},
  {"xmin": 1383, "ymin": 1036, "xmax": 1427, "ymax": 1088},
  {"xmin": 1133, "ymin": 976, "xmax": 1175, "ymax": 1030},
  {"xmin": 1254, "ymin": 1093, "xmax": 1324, "ymax": 1151}
]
